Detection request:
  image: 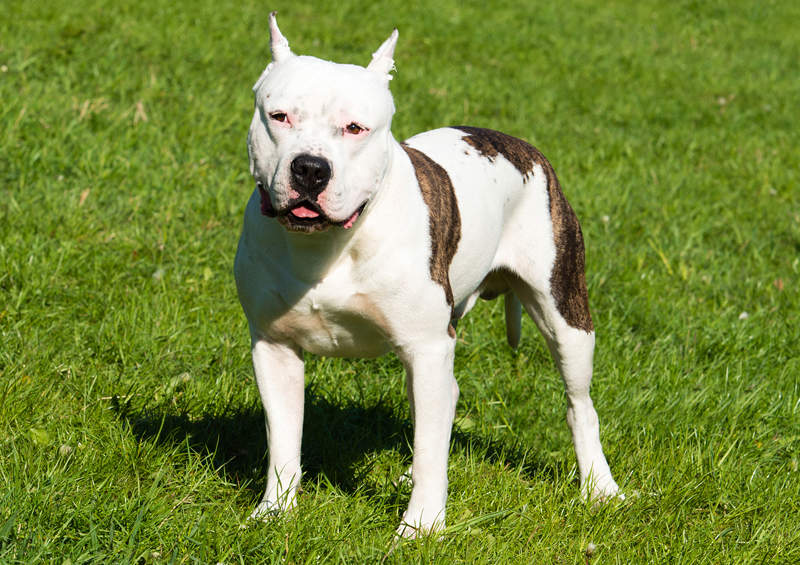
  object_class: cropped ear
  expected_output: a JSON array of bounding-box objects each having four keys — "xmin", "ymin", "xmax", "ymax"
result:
[
  {"xmin": 269, "ymin": 11, "xmax": 294, "ymax": 63},
  {"xmin": 366, "ymin": 28, "xmax": 398, "ymax": 81},
  {"xmin": 254, "ymin": 12, "xmax": 295, "ymax": 93}
]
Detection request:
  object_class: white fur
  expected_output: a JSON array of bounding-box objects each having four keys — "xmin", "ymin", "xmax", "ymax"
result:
[{"xmin": 234, "ymin": 16, "xmax": 619, "ymax": 537}]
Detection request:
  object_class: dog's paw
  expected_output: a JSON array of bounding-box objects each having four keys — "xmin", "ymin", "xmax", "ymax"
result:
[
  {"xmin": 394, "ymin": 522, "xmax": 418, "ymax": 539},
  {"xmin": 248, "ymin": 496, "xmax": 297, "ymax": 522},
  {"xmin": 395, "ymin": 505, "xmax": 446, "ymax": 539},
  {"xmin": 248, "ymin": 502, "xmax": 280, "ymax": 522},
  {"xmin": 583, "ymin": 475, "xmax": 624, "ymax": 506},
  {"xmin": 395, "ymin": 520, "xmax": 444, "ymax": 540}
]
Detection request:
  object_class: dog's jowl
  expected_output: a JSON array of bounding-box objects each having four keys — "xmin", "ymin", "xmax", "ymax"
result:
[{"xmin": 234, "ymin": 13, "xmax": 620, "ymax": 537}]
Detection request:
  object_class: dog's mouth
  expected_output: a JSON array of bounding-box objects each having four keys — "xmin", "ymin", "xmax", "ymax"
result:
[
  {"xmin": 258, "ymin": 184, "xmax": 366, "ymax": 233},
  {"xmin": 280, "ymin": 200, "xmax": 330, "ymax": 232}
]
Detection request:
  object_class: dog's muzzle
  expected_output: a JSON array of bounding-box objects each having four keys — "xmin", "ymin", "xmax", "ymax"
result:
[
  {"xmin": 290, "ymin": 154, "xmax": 331, "ymax": 198},
  {"xmin": 257, "ymin": 154, "xmax": 365, "ymax": 233}
]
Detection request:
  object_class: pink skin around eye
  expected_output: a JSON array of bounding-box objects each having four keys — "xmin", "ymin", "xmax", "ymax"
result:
[
  {"xmin": 269, "ymin": 112, "xmax": 291, "ymax": 126},
  {"xmin": 344, "ymin": 123, "xmax": 369, "ymax": 135}
]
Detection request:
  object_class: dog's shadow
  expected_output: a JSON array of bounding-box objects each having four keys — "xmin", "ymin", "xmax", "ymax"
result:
[{"xmin": 119, "ymin": 379, "xmax": 556, "ymax": 502}]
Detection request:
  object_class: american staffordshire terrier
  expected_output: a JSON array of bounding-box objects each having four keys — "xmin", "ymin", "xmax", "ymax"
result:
[{"xmin": 234, "ymin": 13, "xmax": 620, "ymax": 537}]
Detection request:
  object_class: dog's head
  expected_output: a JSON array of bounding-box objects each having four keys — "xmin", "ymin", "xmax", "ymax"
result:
[{"xmin": 248, "ymin": 13, "xmax": 398, "ymax": 233}]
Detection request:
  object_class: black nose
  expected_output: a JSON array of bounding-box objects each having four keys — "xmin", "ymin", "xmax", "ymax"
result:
[{"xmin": 290, "ymin": 154, "xmax": 331, "ymax": 196}]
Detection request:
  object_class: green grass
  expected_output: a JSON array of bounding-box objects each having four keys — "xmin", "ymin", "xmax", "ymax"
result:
[{"xmin": 2, "ymin": 0, "xmax": 799, "ymax": 562}]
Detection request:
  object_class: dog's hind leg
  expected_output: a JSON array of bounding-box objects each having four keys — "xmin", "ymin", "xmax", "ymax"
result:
[
  {"xmin": 504, "ymin": 292, "xmax": 522, "ymax": 349},
  {"xmin": 499, "ymin": 176, "xmax": 620, "ymax": 500},
  {"xmin": 507, "ymin": 266, "xmax": 620, "ymax": 501}
]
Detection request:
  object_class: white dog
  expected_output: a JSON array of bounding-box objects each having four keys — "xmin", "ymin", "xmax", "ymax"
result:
[{"xmin": 234, "ymin": 13, "xmax": 620, "ymax": 537}]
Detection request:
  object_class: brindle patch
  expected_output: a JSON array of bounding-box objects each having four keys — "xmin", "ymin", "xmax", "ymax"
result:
[
  {"xmin": 455, "ymin": 126, "xmax": 539, "ymax": 178},
  {"xmin": 401, "ymin": 144, "xmax": 462, "ymax": 335},
  {"xmin": 454, "ymin": 126, "xmax": 594, "ymax": 332}
]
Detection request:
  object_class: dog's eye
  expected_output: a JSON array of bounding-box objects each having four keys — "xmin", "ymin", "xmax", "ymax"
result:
[
  {"xmin": 345, "ymin": 122, "xmax": 366, "ymax": 135},
  {"xmin": 269, "ymin": 112, "xmax": 288, "ymax": 123}
]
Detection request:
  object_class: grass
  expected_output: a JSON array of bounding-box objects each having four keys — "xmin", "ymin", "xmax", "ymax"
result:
[{"xmin": 1, "ymin": 0, "xmax": 799, "ymax": 562}]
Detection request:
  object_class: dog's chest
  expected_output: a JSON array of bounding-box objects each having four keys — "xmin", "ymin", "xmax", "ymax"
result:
[{"xmin": 266, "ymin": 271, "xmax": 393, "ymax": 358}]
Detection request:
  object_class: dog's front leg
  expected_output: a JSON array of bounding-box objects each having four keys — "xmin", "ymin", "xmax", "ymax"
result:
[
  {"xmin": 397, "ymin": 337, "xmax": 459, "ymax": 537},
  {"xmin": 249, "ymin": 338, "xmax": 305, "ymax": 520}
]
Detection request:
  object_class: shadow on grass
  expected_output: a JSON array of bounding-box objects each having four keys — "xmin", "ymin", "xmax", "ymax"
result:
[{"xmin": 117, "ymin": 385, "xmax": 557, "ymax": 501}]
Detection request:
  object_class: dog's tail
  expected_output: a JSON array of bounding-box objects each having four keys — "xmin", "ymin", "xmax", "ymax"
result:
[{"xmin": 504, "ymin": 293, "xmax": 522, "ymax": 349}]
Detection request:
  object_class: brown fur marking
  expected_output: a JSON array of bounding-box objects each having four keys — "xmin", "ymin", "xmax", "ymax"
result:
[
  {"xmin": 401, "ymin": 144, "xmax": 462, "ymax": 335},
  {"xmin": 454, "ymin": 126, "xmax": 594, "ymax": 332}
]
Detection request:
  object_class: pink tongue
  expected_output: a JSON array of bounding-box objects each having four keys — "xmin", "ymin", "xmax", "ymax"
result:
[
  {"xmin": 342, "ymin": 209, "xmax": 360, "ymax": 229},
  {"xmin": 291, "ymin": 206, "xmax": 320, "ymax": 219}
]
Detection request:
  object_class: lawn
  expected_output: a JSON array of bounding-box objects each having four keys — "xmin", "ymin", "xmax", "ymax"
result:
[{"xmin": 1, "ymin": 0, "xmax": 799, "ymax": 562}]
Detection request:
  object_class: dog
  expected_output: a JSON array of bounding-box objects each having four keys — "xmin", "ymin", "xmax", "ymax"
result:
[{"xmin": 234, "ymin": 13, "xmax": 620, "ymax": 537}]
